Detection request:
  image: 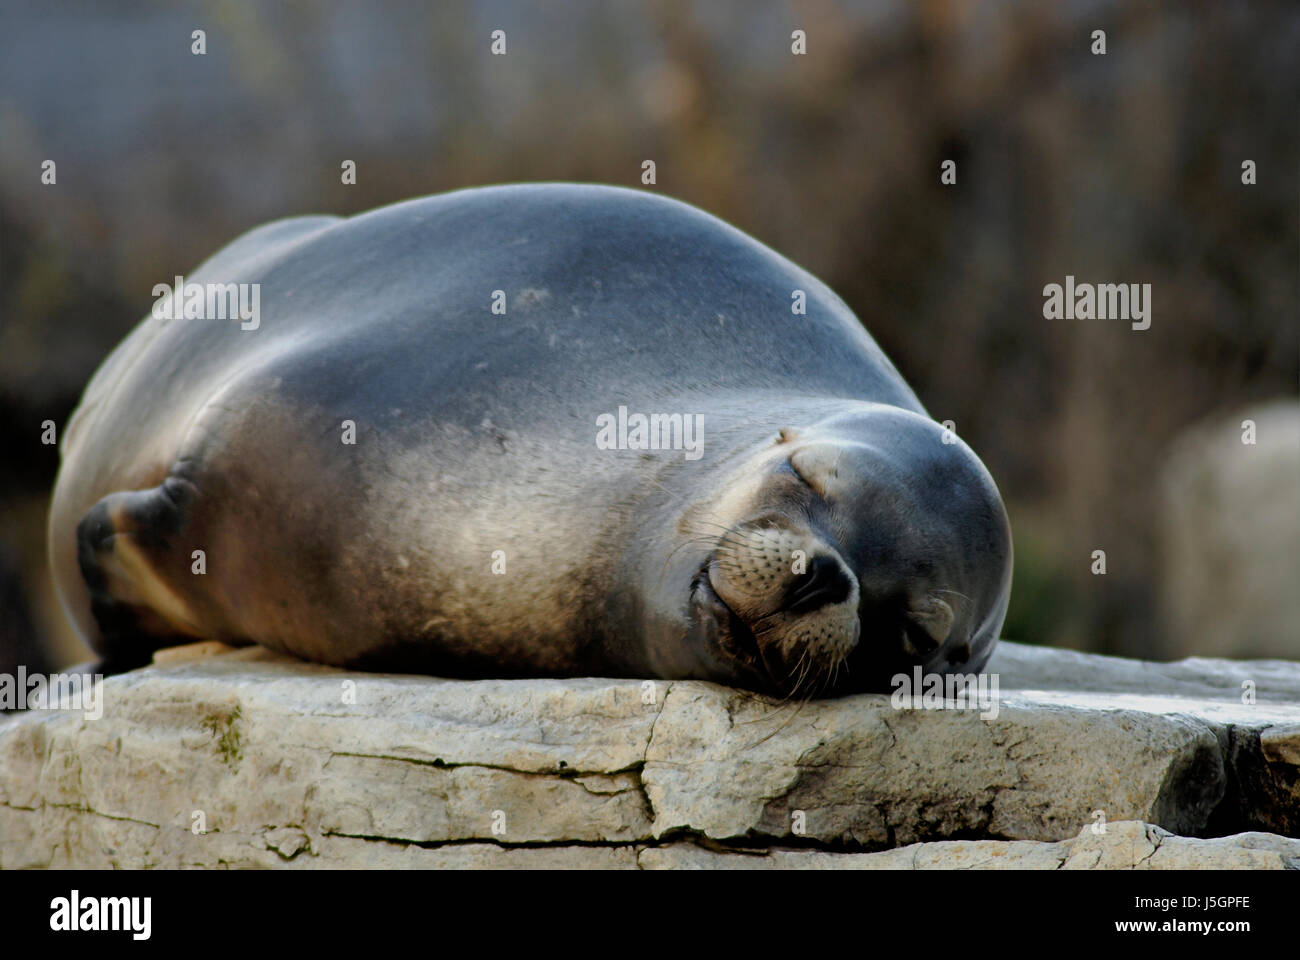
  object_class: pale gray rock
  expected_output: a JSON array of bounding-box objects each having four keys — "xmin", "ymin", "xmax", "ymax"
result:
[
  {"xmin": 989, "ymin": 639, "xmax": 1300, "ymax": 707},
  {"xmin": 639, "ymin": 822, "xmax": 1300, "ymax": 870},
  {"xmin": 1062, "ymin": 819, "xmax": 1300, "ymax": 870},
  {"xmin": 637, "ymin": 838, "xmax": 1066, "ymax": 870},
  {"xmin": 640, "ymin": 680, "xmax": 1226, "ymax": 845},
  {"xmin": 1, "ymin": 643, "xmax": 1297, "ymax": 869},
  {"xmin": 988, "ymin": 641, "xmax": 1300, "ymax": 836}
]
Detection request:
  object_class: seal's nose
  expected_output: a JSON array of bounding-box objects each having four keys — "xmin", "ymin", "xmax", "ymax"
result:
[{"xmin": 784, "ymin": 554, "xmax": 854, "ymax": 614}]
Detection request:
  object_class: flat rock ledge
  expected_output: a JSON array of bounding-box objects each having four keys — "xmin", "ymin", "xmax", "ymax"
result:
[{"xmin": 0, "ymin": 642, "xmax": 1297, "ymax": 869}]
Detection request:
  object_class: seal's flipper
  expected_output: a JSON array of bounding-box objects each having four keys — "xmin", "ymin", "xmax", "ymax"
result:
[{"xmin": 76, "ymin": 475, "xmax": 208, "ymax": 669}]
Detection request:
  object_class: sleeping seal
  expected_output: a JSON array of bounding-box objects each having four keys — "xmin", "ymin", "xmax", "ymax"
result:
[{"xmin": 48, "ymin": 183, "xmax": 1012, "ymax": 697}]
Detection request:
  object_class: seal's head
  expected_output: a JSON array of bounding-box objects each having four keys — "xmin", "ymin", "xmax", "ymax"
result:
[{"xmin": 676, "ymin": 406, "xmax": 1012, "ymax": 697}]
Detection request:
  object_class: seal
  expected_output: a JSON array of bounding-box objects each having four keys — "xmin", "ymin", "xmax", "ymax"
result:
[{"xmin": 48, "ymin": 184, "xmax": 1012, "ymax": 697}]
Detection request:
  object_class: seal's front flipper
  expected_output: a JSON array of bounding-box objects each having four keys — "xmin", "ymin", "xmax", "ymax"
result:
[{"xmin": 76, "ymin": 475, "xmax": 208, "ymax": 670}]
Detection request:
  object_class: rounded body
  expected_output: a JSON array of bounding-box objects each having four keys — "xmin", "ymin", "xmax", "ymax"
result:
[{"xmin": 50, "ymin": 184, "xmax": 1011, "ymax": 693}]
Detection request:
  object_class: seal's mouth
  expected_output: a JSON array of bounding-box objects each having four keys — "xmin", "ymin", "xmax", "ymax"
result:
[{"xmin": 691, "ymin": 563, "xmax": 763, "ymax": 674}]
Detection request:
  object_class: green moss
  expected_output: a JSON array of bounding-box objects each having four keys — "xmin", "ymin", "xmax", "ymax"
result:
[{"xmin": 202, "ymin": 705, "xmax": 244, "ymax": 771}]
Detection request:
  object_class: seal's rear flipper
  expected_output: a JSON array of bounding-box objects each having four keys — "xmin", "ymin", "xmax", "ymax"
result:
[{"xmin": 76, "ymin": 476, "xmax": 209, "ymax": 670}]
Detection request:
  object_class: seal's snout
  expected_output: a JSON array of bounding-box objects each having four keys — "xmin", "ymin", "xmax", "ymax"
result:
[
  {"xmin": 784, "ymin": 553, "xmax": 855, "ymax": 614},
  {"xmin": 706, "ymin": 521, "xmax": 861, "ymax": 695}
]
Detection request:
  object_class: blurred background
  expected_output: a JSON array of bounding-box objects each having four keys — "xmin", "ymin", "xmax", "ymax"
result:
[{"xmin": 1, "ymin": 0, "xmax": 1296, "ymax": 676}]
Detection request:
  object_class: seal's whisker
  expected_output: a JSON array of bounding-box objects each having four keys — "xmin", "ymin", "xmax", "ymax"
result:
[
  {"xmin": 932, "ymin": 588, "xmax": 974, "ymax": 608},
  {"xmin": 741, "ymin": 693, "xmax": 811, "ymax": 749}
]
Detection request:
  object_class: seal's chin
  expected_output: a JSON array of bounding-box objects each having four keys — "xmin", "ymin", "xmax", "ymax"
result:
[{"xmin": 691, "ymin": 566, "xmax": 764, "ymax": 673}]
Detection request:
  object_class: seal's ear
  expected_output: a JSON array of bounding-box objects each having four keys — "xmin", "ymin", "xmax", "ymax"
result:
[{"xmin": 906, "ymin": 594, "xmax": 953, "ymax": 647}]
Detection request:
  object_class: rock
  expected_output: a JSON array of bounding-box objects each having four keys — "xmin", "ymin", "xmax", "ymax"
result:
[
  {"xmin": 988, "ymin": 641, "xmax": 1300, "ymax": 838},
  {"xmin": 641, "ymin": 680, "xmax": 1226, "ymax": 846},
  {"xmin": 1157, "ymin": 399, "xmax": 1300, "ymax": 660},
  {"xmin": 1, "ymin": 643, "xmax": 1297, "ymax": 869},
  {"xmin": 1261, "ymin": 723, "xmax": 1300, "ymax": 765},
  {"xmin": 636, "ymin": 838, "xmax": 1067, "ymax": 870},
  {"xmin": 987, "ymin": 639, "xmax": 1300, "ymax": 703},
  {"xmin": 1061, "ymin": 820, "xmax": 1300, "ymax": 870},
  {"xmin": 638, "ymin": 822, "xmax": 1300, "ymax": 870}
]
